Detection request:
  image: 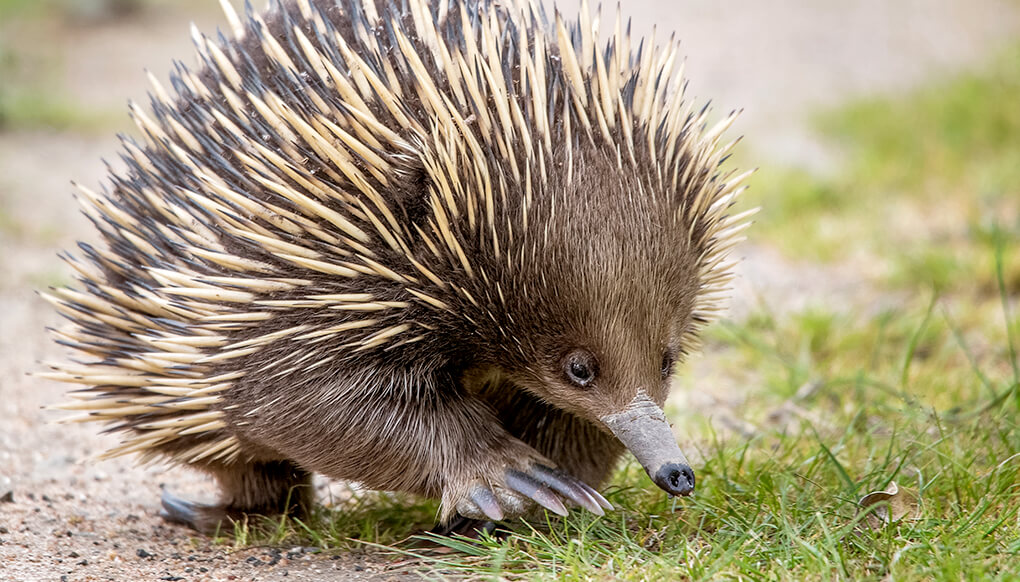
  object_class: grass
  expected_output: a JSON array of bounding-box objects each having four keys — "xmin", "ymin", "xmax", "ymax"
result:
[
  {"xmin": 220, "ymin": 276, "xmax": 1019, "ymax": 580},
  {"xmin": 0, "ymin": 44, "xmax": 117, "ymax": 133},
  {"xmin": 746, "ymin": 45, "xmax": 1020, "ymax": 295},
  {"xmin": 0, "ymin": 0, "xmax": 142, "ymax": 132},
  {"xmin": 0, "ymin": 0, "xmax": 148, "ymax": 19},
  {"xmin": 0, "ymin": 0, "xmax": 44, "ymax": 16},
  {"xmin": 0, "ymin": 88, "xmax": 111, "ymax": 132}
]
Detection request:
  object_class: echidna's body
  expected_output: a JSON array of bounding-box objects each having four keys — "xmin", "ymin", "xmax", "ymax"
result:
[{"xmin": 46, "ymin": 0, "xmax": 752, "ymax": 531}]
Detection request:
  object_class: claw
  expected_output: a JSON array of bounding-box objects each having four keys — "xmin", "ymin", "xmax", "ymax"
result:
[
  {"xmin": 576, "ymin": 481, "xmax": 614, "ymax": 511},
  {"xmin": 504, "ymin": 469, "xmax": 568, "ymax": 516},
  {"xmin": 470, "ymin": 487, "xmax": 505, "ymax": 521},
  {"xmin": 159, "ymin": 487, "xmax": 206, "ymax": 527},
  {"xmin": 530, "ymin": 465, "xmax": 604, "ymax": 516},
  {"xmin": 159, "ymin": 487, "xmax": 226, "ymax": 534}
]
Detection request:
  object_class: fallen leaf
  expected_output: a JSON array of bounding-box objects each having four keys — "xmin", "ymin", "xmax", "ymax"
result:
[{"xmin": 857, "ymin": 481, "xmax": 920, "ymax": 530}]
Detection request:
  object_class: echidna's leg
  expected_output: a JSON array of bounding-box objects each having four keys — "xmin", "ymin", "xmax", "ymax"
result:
[
  {"xmin": 160, "ymin": 460, "xmax": 311, "ymax": 534},
  {"xmin": 219, "ymin": 368, "xmax": 600, "ymax": 523},
  {"xmin": 438, "ymin": 426, "xmax": 610, "ymax": 522},
  {"xmin": 477, "ymin": 382, "xmax": 625, "ymax": 497}
]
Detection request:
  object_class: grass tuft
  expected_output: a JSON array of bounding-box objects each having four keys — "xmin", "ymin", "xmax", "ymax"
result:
[
  {"xmin": 221, "ymin": 281, "xmax": 1019, "ymax": 580},
  {"xmin": 746, "ymin": 45, "xmax": 1020, "ymax": 295}
]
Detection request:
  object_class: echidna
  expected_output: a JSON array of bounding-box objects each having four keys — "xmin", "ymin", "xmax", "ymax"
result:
[{"xmin": 44, "ymin": 0, "xmax": 753, "ymax": 533}]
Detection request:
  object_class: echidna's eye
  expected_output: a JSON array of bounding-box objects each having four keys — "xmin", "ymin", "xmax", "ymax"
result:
[
  {"xmin": 563, "ymin": 349, "xmax": 598, "ymax": 388},
  {"xmin": 661, "ymin": 351, "xmax": 675, "ymax": 380}
]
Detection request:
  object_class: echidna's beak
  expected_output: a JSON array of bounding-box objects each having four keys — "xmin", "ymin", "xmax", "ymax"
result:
[{"xmin": 601, "ymin": 392, "xmax": 695, "ymax": 497}]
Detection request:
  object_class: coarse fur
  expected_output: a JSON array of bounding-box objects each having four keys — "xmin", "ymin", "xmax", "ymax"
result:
[{"xmin": 44, "ymin": 0, "xmax": 753, "ymax": 528}]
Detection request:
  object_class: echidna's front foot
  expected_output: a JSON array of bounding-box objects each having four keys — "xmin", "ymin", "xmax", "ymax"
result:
[
  {"xmin": 452, "ymin": 463, "xmax": 612, "ymax": 522},
  {"xmin": 159, "ymin": 488, "xmax": 233, "ymax": 535}
]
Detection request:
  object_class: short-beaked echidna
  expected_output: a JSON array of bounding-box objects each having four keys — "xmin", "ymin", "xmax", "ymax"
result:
[{"xmin": 45, "ymin": 0, "xmax": 754, "ymax": 532}]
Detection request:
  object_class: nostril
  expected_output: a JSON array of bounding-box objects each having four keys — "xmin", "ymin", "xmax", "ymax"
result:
[
  {"xmin": 678, "ymin": 465, "xmax": 695, "ymax": 489},
  {"xmin": 654, "ymin": 463, "xmax": 695, "ymax": 497},
  {"xmin": 668, "ymin": 470, "xmax": 681, "ymax": 489}
]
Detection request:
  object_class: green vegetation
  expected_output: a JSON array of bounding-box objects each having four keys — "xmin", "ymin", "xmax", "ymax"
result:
[
  {"xmin": 0, "ymin": 203, "xmax": 18, "ymax": 236},
  {"xmin": 222, "ymin": 277, "xmax": 1020, "ymax": 579},
  {"xmin": 0, "ymin": 87, "xmax": 110, "ymax": 132},
  {"xmin": 0, "ymin": 0, "xmax": 137, "ymax": 131},
  {"xmin": 0, "ymin": 0, "xmax": 146, "ymax": 19},
  {"xmin": 0, "ymin": 0, "xmax": 45, "ymax": 17},
  {"xmin": 748, "ymin": 46, "xmax": 1020, "ymax": 295},
  {"xmin": 198, "ymin": 38, "xmax": 1020, "ymax": 582},
  {"xmin": 0, "ymin": 45, "xmax": 115, "ymax": 132}
]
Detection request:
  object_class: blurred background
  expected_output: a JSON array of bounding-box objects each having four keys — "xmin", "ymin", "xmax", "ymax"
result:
[{"xmin": 1, "ymin": 0, "xmax": 1018, "ymax": 579}]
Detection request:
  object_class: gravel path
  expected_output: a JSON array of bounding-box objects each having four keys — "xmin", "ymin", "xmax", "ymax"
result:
[{"xmin": 2, "ymin": 1, "xmax": 1018, "ymax": 580}]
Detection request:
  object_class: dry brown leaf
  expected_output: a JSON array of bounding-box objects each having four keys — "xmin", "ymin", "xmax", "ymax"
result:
[{"xmin": 857, "ymin": 481, "xmax": 920, "ymax": 530}]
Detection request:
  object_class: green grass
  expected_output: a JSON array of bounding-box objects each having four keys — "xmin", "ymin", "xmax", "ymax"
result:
[
  {"xmin": 222, "ymin": 281, "xmax": 1019, "ymax": 580},
  {"xmin": 216, "ymin": 240, "xmax": 1020, "ymax": 579},
  {"xmin": 746, "ymin": 45, "xmax": 1020, "ymax": 295},
  {"xmin": 0, "ymin": 43, "xmax": 118, "ymax": 132},
  {"xmin": 226, "ymin": 490, "xmax": 441, "ymax": 550},
  {"xmin": 0, "ymin": 0, "xmax": 140, "ymax": 132},
  {"xmin": 0, "ymin": 0, "xmax": 149, "ymax": 19},
  {"xmin": 0, "ymin": 88, "xmax": 112, "ymax": 132},
  {"xmin": 0, "ymin": 203, "xmax": 19, "ymax": 236},
  {"xmin": 0, "ymin": 0, "xmax": 45, "ymax": 17}
]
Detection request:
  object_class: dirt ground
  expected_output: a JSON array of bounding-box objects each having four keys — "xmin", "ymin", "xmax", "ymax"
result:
[{"xmin": 2, "ymin": 1, "xmax": 1019, "ymax": 580}]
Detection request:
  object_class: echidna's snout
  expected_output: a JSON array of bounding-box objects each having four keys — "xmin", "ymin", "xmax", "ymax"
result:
[
  {"xmin": 601, "ymin": 391, "xmax": 695, "ymax": 498},
  {"xmin": 654, "ymin": 463, "xmax": 695, "ymax": 497}
]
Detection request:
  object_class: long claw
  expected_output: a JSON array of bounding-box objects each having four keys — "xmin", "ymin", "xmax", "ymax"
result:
[
  {"xmin": 504, "ymin": 469, "xmax": 568, "ymax": 516},
  {"xmin": 576, "ymin": 480, "xmax": 614, "ymax": 511},
  {"xmin": 159, "ymin": 488, "xmax": 227, "ymax": 534},
  {"xmin": 530, "ymin": 465, "xmax": 604, "ymax": 516},
  {"xmin": 159, "ymin": 488, "xmax": 205, "ymax": 526},
  {"xmin": 470, "ymin": 487, "xmax": 505, "ymax": 521}
]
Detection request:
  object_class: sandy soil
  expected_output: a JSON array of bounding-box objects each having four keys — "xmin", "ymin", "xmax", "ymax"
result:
[{"xmin": 1, "ymin": 1, "xmax": 1018, "ymax": 580}]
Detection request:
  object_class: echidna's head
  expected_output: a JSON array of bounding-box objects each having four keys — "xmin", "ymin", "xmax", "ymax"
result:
[{"xmin": 449, "ymin": 140, "xmax": 738, "ymax": 497}]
